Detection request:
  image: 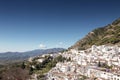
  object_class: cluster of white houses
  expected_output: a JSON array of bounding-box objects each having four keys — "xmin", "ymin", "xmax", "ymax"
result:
[{"xmin": 46, "ymin": 45, "xmax": 120, "ymax": 80}]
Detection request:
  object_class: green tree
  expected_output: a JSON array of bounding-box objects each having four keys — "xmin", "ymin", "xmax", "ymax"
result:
[
  {"xmin": 21, "ymin": 62, "xmax": 25, "ymax": 69},
  {"xmin": 29, "ymin": 66, "xmax": 33, "ymax": 75}
]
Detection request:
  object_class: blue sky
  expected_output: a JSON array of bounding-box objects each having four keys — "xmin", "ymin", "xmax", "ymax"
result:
[{"xmin": 0, "ymin": 0, "xmax": 120, "ymax": 52}]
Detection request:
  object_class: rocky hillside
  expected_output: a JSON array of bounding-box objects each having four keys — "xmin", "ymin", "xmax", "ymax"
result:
[{"xmin": 71, "ymin": 18, "xmax": 120, "ymax": 50}]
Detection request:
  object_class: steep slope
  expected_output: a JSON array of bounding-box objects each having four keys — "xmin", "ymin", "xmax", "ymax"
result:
[{"xmin": 71, "ymin": 18, "xmax": 120, "ymax": 50}]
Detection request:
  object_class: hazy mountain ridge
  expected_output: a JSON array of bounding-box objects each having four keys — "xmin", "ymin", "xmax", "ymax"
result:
[
  {"xmin": 71, "ymin": 18, "xmax": 120, "ymax": 50},
  {"xmin": 0, "ymin": 48, "xmax": 64, "ymax": 65}
]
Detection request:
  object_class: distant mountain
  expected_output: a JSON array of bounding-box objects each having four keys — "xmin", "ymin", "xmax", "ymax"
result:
[
  {"xmin": 71, "ymin": 18, "xmax": 120, "ymax": 50},
  {"xmin": 0, "ymin": 48, "xmax": 65, "ymax": 65}
]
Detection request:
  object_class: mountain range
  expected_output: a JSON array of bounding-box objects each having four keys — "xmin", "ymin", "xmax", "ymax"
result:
[
  {"xmin": 0, "ymin": 48, "xmax": 64, "ymax": 65},
  {"xmin": 71, "ymin": 18, "xmax": 120, "ymax": 50}
]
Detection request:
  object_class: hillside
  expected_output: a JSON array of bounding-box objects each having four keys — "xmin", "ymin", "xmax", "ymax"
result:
[{"xmin": 71, "ymin": 18, "xmax": 120, "ymax": 50}]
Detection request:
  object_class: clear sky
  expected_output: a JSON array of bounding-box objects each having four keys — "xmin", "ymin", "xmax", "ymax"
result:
[{"xmin": 0, "ymin": 0, "xmax": 120, "ymax": 52}]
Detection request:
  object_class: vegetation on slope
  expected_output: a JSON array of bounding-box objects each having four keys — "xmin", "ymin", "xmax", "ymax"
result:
[
  {"xmin": 71, "ymin": 18, "xmax": 120, "ymax": 50},
  {"xmin": 0, "ymin": 62, "xmax": 30, "ymax": 80},
  {"xmin": 22, "ymin": 54, "xmax": 67, "ymax": 80},
  {"xmin": 0, "ymin": 54, "xmax": 67, "ymax": 80}
]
